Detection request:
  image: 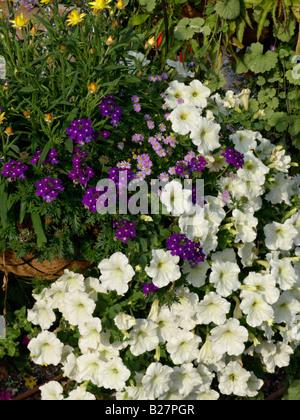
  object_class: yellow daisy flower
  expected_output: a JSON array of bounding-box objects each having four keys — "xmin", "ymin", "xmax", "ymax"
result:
[
  {"xmin": 88, "ymin": 0, "xmax": 111, "ymax": 12},
  {"xmin": 40, "ymin": 0, "xmax": 55, "ymax": 4},
  {"xmin": 66, "ymin": 10, "xmax": 87, "ymax": 27},
  {"xmin": 9, "ymin": 13, "xmax": 29, "ymax": 29}
]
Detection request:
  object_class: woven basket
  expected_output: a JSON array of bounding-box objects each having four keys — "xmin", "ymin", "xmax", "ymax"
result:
[{"xmin": 0, "ymin": 249, "xmax": 92, "ymax": 280}]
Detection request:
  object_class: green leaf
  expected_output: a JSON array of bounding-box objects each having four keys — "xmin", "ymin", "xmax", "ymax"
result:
[
  {"xmin": 268, "ymin": 112, "xmax": 289, "ymax": 132},
  {"xmin": 283, "ymin": 380, "xmax": 300, "ymax": 400},
  {"xmin": 31, "ymin": 213, "xmax": 47, "ymax": 248},
  {"xmin": 215, "ymin": 0, "xmax": 241, "ymax": 20},
  {"xmin": 244, "ymin": 42, "xmax": 278, "ymax": 73},
  {"xmin": 129, "ymin": 13, "xmax": 150, "ymax": 26},
  {"xmin": 139, "ymin": 0, "xmax": 156, "ymax": 12}
]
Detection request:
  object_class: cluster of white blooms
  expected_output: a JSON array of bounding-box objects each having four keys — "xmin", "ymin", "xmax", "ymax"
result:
[{"xmin": 27, "ymin": 79, "xmax": 300, "ymax": 400}]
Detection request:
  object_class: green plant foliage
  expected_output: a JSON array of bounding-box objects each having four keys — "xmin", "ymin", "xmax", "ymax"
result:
[{"xmin": 215, "ymin": 0, "xmax": 241, "ymax": 20}]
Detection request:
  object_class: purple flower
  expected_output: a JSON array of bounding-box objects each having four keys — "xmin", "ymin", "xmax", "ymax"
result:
[
  {"xmin": 82, "ymin": 187, "xmax": 101, "ymax": 212},
  {"xmin": 0, "ymin": 391, "xmax": 11, "ymax": 401},
  {"xmin": 139, "ymin": 281, "xmax": 159, "ymax": 295},
  {"xmin": 68, "ymin": 150, "xmax": 94, "ymax": 187},
  {"xmin": 113, "ymin": 219, "xmax": 136, "ymax": 243},
  {"xmin": 66, "ymin": 119, "xmax": 96, "ymax": 147},
  {"xmin": 167, "ymin": 233, "xmax": 205, "ymax": 268},
  {"xmin": 133, "ymin": 103, "xmax": 141, "ymax": 113},
  {"xmin": 131, "ymin": 95, "xmax": 140, "ymax": 103},
  {"xmin": 147, "ymin": 120, "xmax": 155, "ymax": 130},
  {"xmin": 35, "ymin": 177, "xmax": 64, "ymax": 203},
  {"xmin": 1, "ymin": 160, "xmax": 28, "ymax": 181},
  {"xmin": 30, "ymin": 149, "xmax": 59, "ymax": 166},
  {"xmin": 99, "ymin": 95, "xmax": 122, "ymax": 127},
  {"xmin": 222, "ymin": 148, "xmax": 245, "ymax": 169}
]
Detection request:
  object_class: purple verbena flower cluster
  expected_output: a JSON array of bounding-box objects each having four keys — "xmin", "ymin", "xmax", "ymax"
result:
[
  {"xmin": 98, "ymin": 95, "xmax": 122, "ymax": 127},
  {"xmin": 113, "ymin": 219, "xmax": 136, "ymax": 243},
  {"xmin": 175, "ymin": 153, "xmax": 207, "ymax": 177},
  {"xmin": 30, "ymin": 149, "xmax": 59, "ymax": 166},
  {"xmin": 1, "ymin": 160, "xmax": 28, "ymax": 181},
  {"xmin": 66, "ymin": 119, "xmax": 96, "ymax": 147},
  {"xmin": 167, "ymin": 233, "xmax": 205, "ymax": 268},
  {"xmin": 139, "ymin": 281, "xmax": 159, "ymax": 295},
  {"xmin": 81, "ymin": 187, "xmax": 101, "ymax": 213},
  {"xmin": 222, "ymin": 148, "xmax": 244, "ymax": 169},
  {"xmin": 68, "ymin": 148, "xmax": 94, "ymax": 186},
  {"xmin": 35, "ymin": 177, "xmax": 64, "ymax": 203}
]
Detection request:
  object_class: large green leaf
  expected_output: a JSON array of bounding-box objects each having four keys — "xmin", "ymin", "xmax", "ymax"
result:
[
  {"xmin": 174, "ymin": 17, "xmax": 205, "ymax": 41},
  {"xmin": 244, "ymin": 42, "xmax": 278, "ymax": 73},
  {"xmin": 31, "ymin": 213, "xmax": 47, "ymax": 248},
  {"xmin": 215, "ymin": 0, "xmax": 241, "ymax": 20}
]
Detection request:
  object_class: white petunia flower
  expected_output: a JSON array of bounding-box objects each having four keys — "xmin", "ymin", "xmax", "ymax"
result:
[
  {"xmin": 166, "ymin": 59, "xmax": 195, "ymax": 80},
  {"xmin": 98, "ymin": 357, "xmax": 131, "ymax": 391},
  {"xmin": 270, "ymin": 258, "xmax": 298, "ymax": 290},
  {"xmin": 240, "ymin": 293, "xmax": 274, "ymax": 327},
  {"xmin": 28, "ymin": 331, "xmax": 64, "ymax": 366},
  {"xmin": 237, "ymin": 151, "xmax": 269, "ymax": 185},
  {"xmin": 148, "ymin": 305, "xmax": 178, "ymax": 343},
  {"xmin": 209, "ymin": 260, "xmax": 241, "ymax": 297},
  {"xmin": 164, "ymin": 80, "xmax": 191, "ymax": 109},
  {"xmin": 76, "ymin": 351, "xmax": 104, "ymax": 385},
  {"xmin": 182, "ymin": 259, "xmax": 210, "ymax": 287},
  {"xmin": 240, "ymin": 272, "xmax": 279, "ymax": 305},
  {"xmin": 196, "ymin": 292, "xmax": 230, "ymax": 325},
  {"xmin": 273, "ymin": 291, "xmax": 300, "ymax": 324},
  {"xmin": 261, "ymin": 342, "xmax": 294, "ymax": 373},
  {"xmin": 238, "ymin": 242, "xmax": 258, "ymax": 267},
  {"xmin": 223, "ymin": 90, "xmax": 242, "ymax": 109},
  {"xmin": 40, "ymin": 381, "xmax": 64, "ymax": 401},
  {"xmin": 218, "ymin": 361, "xmax": 251, "ymax": 397},
  {"xmin": 170, "ymin": 363, "xmax": 202, "ymax": 397},
  {"xmin": 98, "ymin": 252, "xmax": 135, "ymax": 296},
  {"xmin": 186, "ymin": 79, "xmax": 210, "ymax": 108},
  {"xmin": 166, "ymin": 329, "xmax": 201, "ymax": 364},
  {"xmin": 160, "ymin": 179, "xmax": 192, "ymax": 217},
  {"xmin": 168, "ymin": 105, "xmax": 200, "ymax": 135},
  {"xmin": 286, "ymin": 212, "xmax": 300, "ymax": 246},
  {"xmin": 246, "ymin": 372, "xmax": 264, "ymax": 398},
  {"xmin": 142, "ymin": 362, "xmax": 173, "ymax": 399},
  {"xmin": 229, "ymin": 130, "xmax": 258, "ymax": 154},
  {"xmin": 265, "ymin": 172, "xmax": 293, "ymax": 205},
  {"xmin": 62, "ymin": 290, "xmax": 96, "ymax": 326},
  {"xmin": 84, "ymin": 277, "xmax": 107, "ymax": 301},
  {"xmin": 264, "ymin": 221, "xmax": 298, "ymax": 251},
  {"xmin": 145, "ymin": 249, "xmax": 181, "ymax": 288},
  {"xmin": 232, "ymin": 208, "xmax": 258, "ymax": 244},
  {"xmin": 210, "ymin": 318, "xmax": 248, "ymax": 356},
  {"xmin": 65, "ymin": 387, "xmax": 96, "ymax": 400},
  {"xmin": 114, "ymin": 312, "xmax": 136, "ymax": 331},
  {"xmin": 190, "ymin": 117, "xmax": 221, "ymax": 154},
  {"xmin": 56, "ymin": 269, "xmax": 85, "ymax": 293},
  {"xmin": 128, "ymin": 319, "xmax": 159, "ymax": 356},
  {"xmin": 78, "ymin": 317, "xmax": 102, "ymax": 353},
  {"xmin": 27, "ymin": 300, "xmax": 56, "ymax": 331}
]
